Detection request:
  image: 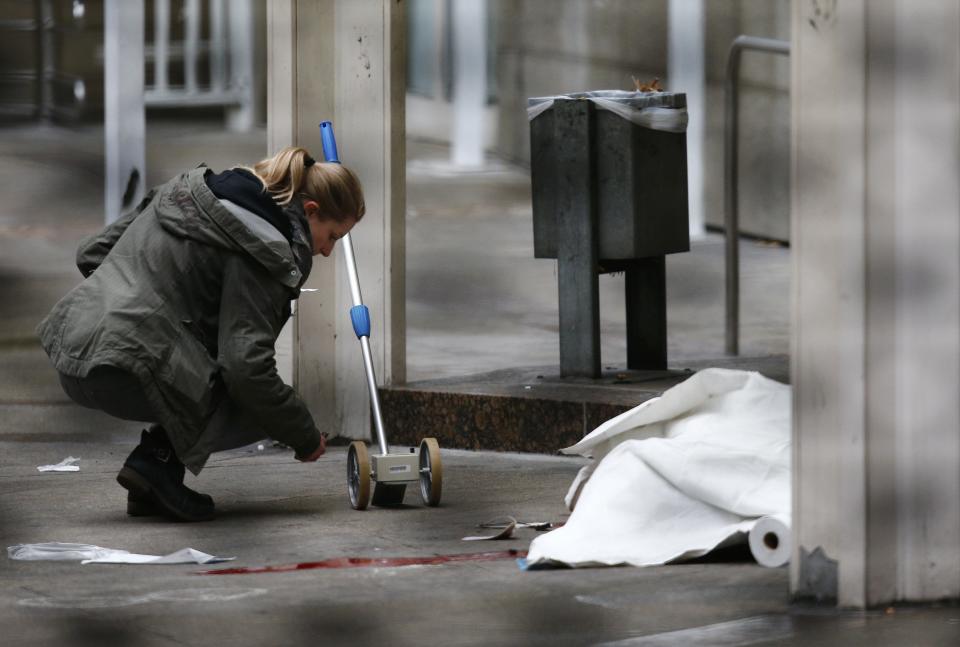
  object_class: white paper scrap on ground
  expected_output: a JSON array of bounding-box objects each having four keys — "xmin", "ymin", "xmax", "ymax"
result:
[
  {"xmin": 7, "ymin": 542, "xmax": 234, "ymax": 565},
  {"xmin": 37, "ymin": 457, "xmax": 80, "ymax": 472},
  {"xmin": 463, "ymin": 517, "xmax": 517, "ymax": 541},
  {"xmin": 83, "ymin": 547, "xmax": 234, "ymax": 565},
  {"xmin": 8, "ymin": 543, "xmax": 117, "ymax": 562},
  {"xmin": 526, "ymin": 368, "xmax": 791, "ymax": 568}
]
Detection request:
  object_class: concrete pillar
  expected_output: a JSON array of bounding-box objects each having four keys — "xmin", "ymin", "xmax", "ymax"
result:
[
  {"xmin": 104, "ymin": 0, "xmax": 145, "ymax": 223},
  {"xmin": 667, "ymin": 0, "xmax": 705, "ymax": 238},
  {"xmin": 791, "ymin": 0, "xmax": 960, "ymax": 607},
  {"xmin": 267, "ymin": 0, "xmax": 406, "ymax": 441},
  {"xmin": 451, "ymin": 0, "xmax": 487, "ymax": 167},
  {"xmin": 153, "ymin": 0, "xmax": 170, "ymax": 94},
  {"xmin": 226, "ymin": 0, "xmax": 255, "ymax": 132},
  {"xmin": 184, "ymin": 0, "xmax": 200, "ymax": 94}
]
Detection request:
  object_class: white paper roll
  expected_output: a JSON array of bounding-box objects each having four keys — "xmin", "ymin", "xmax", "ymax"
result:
[{"xmin": 749, "ymin": 514, "xmax": 791, "ymax": 568}]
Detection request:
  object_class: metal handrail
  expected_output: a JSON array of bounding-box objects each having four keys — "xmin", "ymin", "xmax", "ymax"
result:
[
  {"xmin": 724, "ymin": 35, "xmax": 790, "ymax": 355},
  {"xmin": 144, "ymin": 0, "xmax": 254, "ymax": 125}
]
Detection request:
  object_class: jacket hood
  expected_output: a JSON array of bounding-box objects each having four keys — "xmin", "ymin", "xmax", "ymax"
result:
[
  {"xmin": 154, "ymin": 167, "xmax": 307, "ymax": 290},
  {"xmin": 205, "ymin": 167, "xmax": 294, "ymax": 242}
]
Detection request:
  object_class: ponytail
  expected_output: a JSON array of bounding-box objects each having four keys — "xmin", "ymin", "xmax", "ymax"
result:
[
  {"xmin": 249, "ymin": 146, "xmax": 365, "ymax": 223},
  {"xmin": 251, "ymin": 146, "xmax": 311, "ymax": 205}
]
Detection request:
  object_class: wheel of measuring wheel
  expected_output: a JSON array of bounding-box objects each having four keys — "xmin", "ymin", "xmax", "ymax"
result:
[
  {"xmin": 347, "ymin": 441, "xmax": 371, "ymax": 510},
  {"xmin": 418, "ymin": 438, "xmax": 442, "ymax": 506}
]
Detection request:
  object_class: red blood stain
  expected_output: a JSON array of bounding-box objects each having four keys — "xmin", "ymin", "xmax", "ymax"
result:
[{"xmin": 197, "ymin": 549, "xmax": 527, "ymax": 575}]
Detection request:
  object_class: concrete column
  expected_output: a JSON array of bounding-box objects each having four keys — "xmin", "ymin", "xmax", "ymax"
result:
[
  {"xmin": 667, "ymin": 0, "xmax": 705, "ymax": 238},
  {"xmin": 791, "ymin": 0, "xmax": 960, "ymax": 607},
  {"xmin": 184, "ymin": 0, "xmax": 199, "ymax": 94},
  {"xmin": 104, "ymin": 0, "xmax": 145, "ymax": 223},
  {"xmin": 153, "ymin": 0, "xmax": 170, "ymax": 93},
  {"xmin": 226, "ymin": 0, "xmax": 255, "ymax": 132},
  {"xmin": 267, "ymin": 0, "xmax": 406, "ymax": 441},
  {"xmin": 209, "ymin": 0, "xmax": 226, "ymax": 93},
  {"xmin": 451, "ymin": 0, "xmax": 487, "ymax": 167}
]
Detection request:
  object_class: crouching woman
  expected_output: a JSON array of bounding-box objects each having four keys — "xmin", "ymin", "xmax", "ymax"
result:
[{"xmin": 37, "ymin": 147, "xmax": 364, "ymax": 521}]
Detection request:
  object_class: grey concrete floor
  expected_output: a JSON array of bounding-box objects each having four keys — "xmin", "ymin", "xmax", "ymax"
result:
[
  {"xmin": 2, "ymin": 120, "xmax": 957, "ymax": 646},
  {"xmin": 406, "ymin": 140, "xmax": 790, "ymax": 381}
]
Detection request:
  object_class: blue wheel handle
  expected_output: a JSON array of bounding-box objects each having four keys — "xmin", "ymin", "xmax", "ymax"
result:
[
  {"xmin": 350, "ymin": 305, "xmax": 370, "ymax": 339},
  {"xmin": 320, "ymin": 122, "xmax": 340, "ymax": 163}
]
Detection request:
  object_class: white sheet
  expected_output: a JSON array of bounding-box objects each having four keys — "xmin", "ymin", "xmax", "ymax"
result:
[{"xmin": 526, "ymin": 368, "xmax": 791, "ymax": 568}]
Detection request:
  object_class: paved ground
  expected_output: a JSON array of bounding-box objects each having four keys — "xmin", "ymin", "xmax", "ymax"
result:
[
  {"xmin": 2, "ymin": 120, "xmax": 957, "ymax": 646},
  {"xmin": 406, "ymin": 140, "xmax": 790, "ymax": 380}
]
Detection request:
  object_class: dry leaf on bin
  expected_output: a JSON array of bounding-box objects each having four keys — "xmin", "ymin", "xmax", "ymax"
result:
[{"xmin": 632, "ymin": 76, "xmax": 663, "ymax": 93}]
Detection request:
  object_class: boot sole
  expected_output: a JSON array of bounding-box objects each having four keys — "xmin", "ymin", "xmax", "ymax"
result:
[
  {"xmin": 126, "ymin": 495, "xmax": 161, "ymax": 517},
  {"xmin": 117, "ymin": 466, "xmax": 215, "ymax": 522}
]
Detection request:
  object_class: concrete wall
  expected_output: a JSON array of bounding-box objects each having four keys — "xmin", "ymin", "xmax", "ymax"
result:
[
  {"xmin": 0, "ymin": 0, "xmax": 267, "ymax": 124},
  {"xmin": 0, "ymin": 0, "xmax": 41, "ymax": 115},
  {"xmin": 704, "ymin": 0, "xmax": 790, "ymax": 240},
  {"xmin": 0, "ymin": 0, "xmax": 105, "ymax": 120},
  {"xmin": 490, "ymin": 0, "xmax": 790, "ymax": 241},
  {"xmin": 494, "ymin": 0, "xmax": 668, "ymax": 166}
]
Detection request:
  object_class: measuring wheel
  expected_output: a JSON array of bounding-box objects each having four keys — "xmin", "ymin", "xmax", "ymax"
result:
[
  {"xmin": 323, "ymin": 121, "xmax": 448, "ymax": 514},
  {"xmin": 418, "ymin": 438, "xmax": 443, "ymax": 506},
  {"xmin": 347, "ymin": 441, "xmax": 371, "ymax": 510}
]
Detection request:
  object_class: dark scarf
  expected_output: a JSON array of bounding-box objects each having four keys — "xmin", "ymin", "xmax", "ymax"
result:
[
  {"xmin": 205, "ymin": 168, "xmax": 314, "ymax": 286},
  {"xmin": 205, "ymin": 168, "xmax": 293, "ymax": 243}
]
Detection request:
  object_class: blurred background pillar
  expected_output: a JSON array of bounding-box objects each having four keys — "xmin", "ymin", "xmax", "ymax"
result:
[
  {"xmin": 668, "ymin": 0, "xmax": 705, "ymax": 239},
  {"xmin": 791, "ymin": 0, "xmax": 960, "ymax": 607},
  {"xmin": 268, "ymin": 0, "xmax": 406, "ymax": 441},
  {"xmin": 104, "ymin": 0, "xmax": 145, "ymax": 223},
  {"xmin": 450, "ymin": 0, "xmax": 487, "ymax": 167},
  {"xmin": 226, "ymin": 0, "xmax": 255, "ymax": 131}
]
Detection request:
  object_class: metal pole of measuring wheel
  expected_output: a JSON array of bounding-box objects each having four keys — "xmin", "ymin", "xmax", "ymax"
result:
[
  {"xmin": 319, "ymin": 121, "xmax": 390, "ymax": 457},
  {"xmin": 724, "ymin": 35, "xmax": 789, "ymax": 356}
]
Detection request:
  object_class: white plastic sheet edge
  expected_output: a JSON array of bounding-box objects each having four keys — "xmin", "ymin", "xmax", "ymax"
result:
[
  {"xmin": 560, "ymin": 369, "xmax": 757, "ymax": 510},
  {"xmin": 526, "ymin": 369, "xmax": 792, "ymax": 569}
]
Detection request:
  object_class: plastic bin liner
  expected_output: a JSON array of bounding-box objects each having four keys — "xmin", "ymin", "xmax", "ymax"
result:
[
  {"xmin": 526, "ymin": 368, "xmax": 790, "ymax": 568},
  {"xmin": 527, "ymin": 90, "xmax": 688, "ymax": 133}
]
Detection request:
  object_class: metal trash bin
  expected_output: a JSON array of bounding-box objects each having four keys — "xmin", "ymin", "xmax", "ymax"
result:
[{"xmin": 529, "ymin": 91, "xmax": 690, "ymax": 377}]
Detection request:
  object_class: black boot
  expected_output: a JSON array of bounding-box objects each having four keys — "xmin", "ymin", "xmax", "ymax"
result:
[
  {"xmin": 126, "ymin": 490, "xmax": 161, "ymax": 517},
  {"xmin": 117, "ymin": 427, "xmax": 215, "ymax": 522},
  {"xmin": 125, "ymin": 489, "xmax": 215, "ymax": 516}
]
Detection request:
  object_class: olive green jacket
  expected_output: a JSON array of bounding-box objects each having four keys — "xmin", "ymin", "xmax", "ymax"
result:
[{"xmin": 37, "ymin": 168, "xmax": 321, "ymax": 473}]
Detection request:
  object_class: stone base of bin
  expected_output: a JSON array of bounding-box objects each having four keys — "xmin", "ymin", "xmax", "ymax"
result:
[{"xmin": 375, "ymin": 356, "xmax": 788, "ymax": 453}]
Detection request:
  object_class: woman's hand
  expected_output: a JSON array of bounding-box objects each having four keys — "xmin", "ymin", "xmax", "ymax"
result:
[{"xmin": 297, "ymin": 434, "xmax": 327, "ymax": 462}]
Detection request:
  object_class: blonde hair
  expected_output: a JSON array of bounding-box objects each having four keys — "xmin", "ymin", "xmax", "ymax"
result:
[{"xmin": 250, "ymin": 146, "xmax": 365, "ymax": 223}]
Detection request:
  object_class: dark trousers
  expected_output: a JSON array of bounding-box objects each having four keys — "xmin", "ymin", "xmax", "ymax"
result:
[{"xmin": 58, "ymin": 366, "xmax": 265, "ymax": 454}]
